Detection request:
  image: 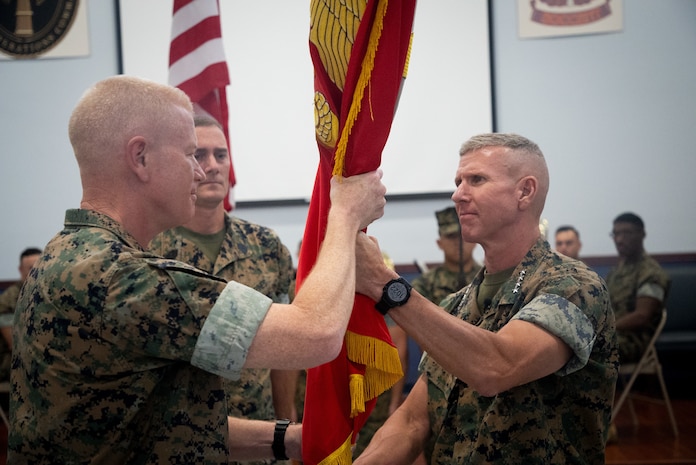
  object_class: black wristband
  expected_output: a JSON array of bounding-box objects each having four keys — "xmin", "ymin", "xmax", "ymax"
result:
[{"xmin": 272, "ymin": 419, "xmax": 291, "ymax": 461}]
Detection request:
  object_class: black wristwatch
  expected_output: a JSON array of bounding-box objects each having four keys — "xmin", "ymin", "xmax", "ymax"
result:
[
  {"xmin": 272, "ymin": 419, "xmax": 291, "ymax": 460},
  {"xmin": 375, "ymin": 277, "xmax": 412, "ymax": 315}
]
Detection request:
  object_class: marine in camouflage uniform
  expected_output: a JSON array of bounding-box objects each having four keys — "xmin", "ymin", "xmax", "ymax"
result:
[
  {"xmin": 420, "ymin": 238, "xmax": 618, "ymax": 465},
  {"xmin": 606, "ymin": 212, "xmax": 670, "ymax": 365},
  {"xmin": 10, "ymin": 209, "xmax": 273, "ymax": 465},
  {"xmin": 0, "ymin": 284, "xmax": 16, "ymax": 416},
  {"xmin": 150, "ymin": 215, "xmax": 295, "ymax": 465},
  {"xmin": 0, "ymin": 247, "xmax": 42, "ymax": 385},
  {"xmin": 605, "ymin": 250, "xmax": 669, "ymax": 363}
]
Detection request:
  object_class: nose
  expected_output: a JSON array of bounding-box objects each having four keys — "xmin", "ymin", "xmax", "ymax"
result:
[
  {"xmin": 193, "ymin": 158, "xmax": 205, "ymax": 182},
  {"xmin": 452, "ymin": 183, "xmax": 469, "ymax": 203},
  {"xmin": 198, "ymin": 152, "xmax": 222, "ymax": 175}
]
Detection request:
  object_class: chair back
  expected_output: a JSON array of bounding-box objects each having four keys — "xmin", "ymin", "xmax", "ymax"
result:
[
  {"xmin": 619, "ymin": 308, "xmax": 667, "ymax": 374},
  {"xmin": 612, "ymin": 307, "xmax": 679, "ymax": 436}
]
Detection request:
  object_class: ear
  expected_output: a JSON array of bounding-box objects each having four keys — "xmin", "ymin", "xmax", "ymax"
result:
[
  {"xmin": 517, "ymin": 176, "xmax": 538, "ymax": 210},
  {"xmin": 125, "ymin": 136, "xmax": 150, "ymax": 182}
]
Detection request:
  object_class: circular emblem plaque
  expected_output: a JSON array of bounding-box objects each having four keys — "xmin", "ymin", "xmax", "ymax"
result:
[{"xmin": 0, "ymin": 0, "xmax": 80, "ymax": 58}]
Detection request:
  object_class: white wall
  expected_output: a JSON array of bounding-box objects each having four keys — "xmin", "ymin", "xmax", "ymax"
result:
[{"xmin": 1, "ymin": 1, "xmax": 695, "ymax": 279}]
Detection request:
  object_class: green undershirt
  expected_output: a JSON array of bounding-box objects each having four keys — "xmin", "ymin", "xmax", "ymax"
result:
[
  {"xmin": 477, "ymin": 266, "xmax": 515, "ymax": 310},
  {"xmin": 175, "ymin": 226, "xmax": 226, "ymax": 263}
]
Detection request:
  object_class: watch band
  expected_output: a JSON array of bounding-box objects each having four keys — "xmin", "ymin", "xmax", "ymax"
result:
[
  {"xmin": 272, "ymin": 419, "xmax": 291, "ymax": 461},
  {"xmin": 375, "ymin": 296, "xmax": 393, "ymax": 315}
]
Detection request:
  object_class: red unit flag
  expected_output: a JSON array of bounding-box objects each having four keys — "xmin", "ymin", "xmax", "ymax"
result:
[{"xmin": 299, "ymin": 1, "xmax": 417, "ymax": 463}]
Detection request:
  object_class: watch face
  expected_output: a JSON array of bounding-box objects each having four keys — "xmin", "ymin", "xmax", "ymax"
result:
[{"xmin": 387, "ymin": 282, "xmax": 409, "ymax": 303}]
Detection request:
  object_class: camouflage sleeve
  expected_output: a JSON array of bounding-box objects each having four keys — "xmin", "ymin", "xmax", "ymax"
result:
[
  {"xmin": 512, "ymin": 293, "xmax": 595, "ymax": 376},
  {"xmin": 192, "ymin": 280, "xmax": 272, "ymax": 380},
  {"xmin": 637, "ymin": 282, "xmax": 666, "ymax": 301},
  {"xmin": 637, "ymin": 258, "xmax": 670, "ymax": 298},
  {"xmin": 0, "ymin": 313, "xmax": 12, "ymax": 328},
  {"xmin": 275, "ymin": 242, "xmax": 294, "ymax": 304}
]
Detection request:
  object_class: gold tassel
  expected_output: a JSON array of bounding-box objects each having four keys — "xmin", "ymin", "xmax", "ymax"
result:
[
  {"xmin": 345, "ymin": 329, "xmax": 404, "ymax": 418},
  {"xmin": 350, "ymin": 373, "xmax": 367, "ymax": 416}
]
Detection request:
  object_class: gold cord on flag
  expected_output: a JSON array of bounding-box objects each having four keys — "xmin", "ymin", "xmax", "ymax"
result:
[{"xmin": 332, "ymin": 0, "xmax": 389, "ymax": 177}]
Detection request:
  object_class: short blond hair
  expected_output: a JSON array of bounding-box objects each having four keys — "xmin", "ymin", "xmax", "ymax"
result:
[{"xmin": 68, "ymin": 75, "xmax": 193, "ymax": 168}]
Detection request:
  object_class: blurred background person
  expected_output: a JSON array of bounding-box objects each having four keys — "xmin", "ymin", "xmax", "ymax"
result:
[
  {"xmin": 607, "ymin": 212, "xmax": 669, "ymax": 364},
  {"xmin": 605, "ymin": 212, "xmax": 670, "ymax": 443},
  {"xmin": 411, "ymin": 206, "xmax": 481, "ymax": 306},
  {"xmin": 0, "ymin": 248, "xmax": 42, "ymax": 351},
  {"xmin": 554, "ymin": 225, "xmax": 582, "ymax": 260},
  {"xmin": 0, "ymin": 247, "xmax": 42, "ymax": 412}
]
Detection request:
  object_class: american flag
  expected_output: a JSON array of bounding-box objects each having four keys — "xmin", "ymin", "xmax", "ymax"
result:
[{"xmin": 169, "ymin": 0, "xmax": 236, "ymax": 210}]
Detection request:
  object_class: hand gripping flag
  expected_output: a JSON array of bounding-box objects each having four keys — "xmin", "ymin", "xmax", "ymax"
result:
[
  {"xmin": 169, "ymin": 0, "xmax": 236, "ymax": 211},
  {"xmin": 299, "ymin": 1, "xmax": 416, "ymax": 464}
]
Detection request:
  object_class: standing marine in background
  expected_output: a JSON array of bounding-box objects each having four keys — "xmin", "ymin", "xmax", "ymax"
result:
[
  {"xmin": 150, "ymin": 115, "xmax": 299, "ymax": 464},
  {"xmin": 411, "ymin": 206, "xmax": 481, "ymax": 306}
]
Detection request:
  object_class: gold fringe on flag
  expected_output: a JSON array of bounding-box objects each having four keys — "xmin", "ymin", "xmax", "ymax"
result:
[
  {"xmin": 317, "ymin": 433, "xmax": 353, "ymax": 465},
  {"xmin": 345, "ymin": 329, "xmax": 404, "ymax": 417},
  {"xmin": 332, "ymin": 0, "xmax": 389, "ymax": 177}
]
